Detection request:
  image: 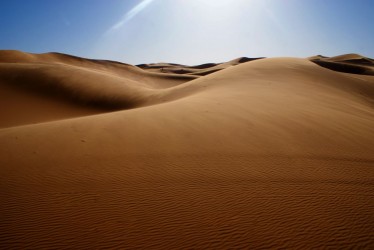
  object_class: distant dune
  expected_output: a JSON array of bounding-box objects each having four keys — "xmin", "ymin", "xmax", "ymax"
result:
[
  {"xmin": 309, "ymin": 53, "xmax": 374, "ymax": 76},
  {"xmin": 0, "ymin": 50, "xmax": 373, "ymax": 249}
]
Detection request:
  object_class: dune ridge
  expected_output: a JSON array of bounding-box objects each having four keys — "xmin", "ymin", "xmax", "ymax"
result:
[
  {"xmin": 309, "ymin": 53, "xmax": 374, "ymax": 75},
  {"xmin": 0, "ymin": 50, "xmax": 200, "ymax": 128},
  {"xmin": 0, "ymin": 50, "xmax": 373, "ymax": 249}
]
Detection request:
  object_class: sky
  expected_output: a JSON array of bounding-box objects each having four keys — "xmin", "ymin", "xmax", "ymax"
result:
[{"xmin": 0, "ymin": 0, "xmax": 373, "ymax": 65}]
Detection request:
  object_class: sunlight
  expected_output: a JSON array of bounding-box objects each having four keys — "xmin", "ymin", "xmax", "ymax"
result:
[
  {"xmin": 173, "ymin": 0, "xmax": 257, "ymax": 23},
  {"xmin": 105, "ymin": 0, "xmax": 155, "ymax": 35}
]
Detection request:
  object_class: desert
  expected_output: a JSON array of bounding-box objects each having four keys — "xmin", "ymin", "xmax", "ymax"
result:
[{"xmin": 0, "ymin": 50, "xmax": 373, "ymax": 248}]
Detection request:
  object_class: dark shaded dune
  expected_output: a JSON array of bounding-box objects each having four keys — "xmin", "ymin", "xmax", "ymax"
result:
[
  {"xmin": 148, "ymin": 71, "xmax": 198, "ymax": 81},
  {"xmin": 137, "ymin": 57, "xmax": 264, "ymax": 77},
  {"xmin": 183, "ymin": 58, "xmax": 262, "ymax": 73},
  {"xmin": 0, "ymin": 63, "xmax": 149, "ymax": 109},
  {"xmin": 339, "ymin": 58, "xmax": 374, "ymax": 66},
  {"xmin": 308, "ymin": 55, "xmax": 328, "ymax": 60},
  {"xmin": 137, "ymin": 58, "xmax": 262, "ymax": 72},
  {"xmin": 186, "ymin": 57, "xmax": 263, "ymax": 70},
  {"xmin": 189, "ymin": 57, "xmax": 264, "ymax": 75},
  {"xmin": 187, "ymin": 62, "xmax": 218, "ymax": 69},
  {"xmin": 136, "ymin": 63, "xmax": 150, "ymax": 68},
  {"xmin": 311, "ymin": 53, "xmax": 374, "ymax": 68},
  {"xmin": 187, "ymin": 68, "xmax": 223, "ymax": 76},
  {"xmin": 236, "ymin": 57, "xmax": 264, "ymax": 64},
  {"xmin": 311, "ymin": 60, "xmax": 374, "ymax": 76},
  {"xmin": 0, "ymin": 81, "xmax": 102, "ymax": 129},
  {"xmin": 141, "ymin": 65, "xmax": 218, "ymax": 75},
  {"xmin": 136, "ymin": 62, "xmax": 187, "ymax": 69},
  {"xmin": 161, "ymin": 68, "xmax": 195, "ymax": 74},
  {"xmin": 140, "ymin": 64, "xmax": 224, "ymax": 76},
  {"xmin": 137, "ymin": 64, "xmax": 168, "ymax": 69},
  {"xmin": 136, "ymin": 63, "xmax": 207, "ymax": 76},
  {"xmin": 165, "ymin": 66, "xmax": 225, "ymax": 76}
]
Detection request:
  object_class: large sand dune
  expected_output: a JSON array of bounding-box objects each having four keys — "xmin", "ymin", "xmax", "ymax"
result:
[{"xmin": 1, "ymin": 50, "xmax": 373, "ymax": 249}]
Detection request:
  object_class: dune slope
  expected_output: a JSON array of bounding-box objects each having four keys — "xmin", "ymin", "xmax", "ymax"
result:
[
  {"xmin": 0, "ymin": 51, "xmax": 198, "ymax": 128},
  {"xmin": 0, "ymin": 51, "xmax": 374, "ymax": 249}
]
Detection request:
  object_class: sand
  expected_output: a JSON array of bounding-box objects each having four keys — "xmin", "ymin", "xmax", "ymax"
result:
[{"xmin": 0, "ymin": 50, "xmax": 373, "ymax": 249}]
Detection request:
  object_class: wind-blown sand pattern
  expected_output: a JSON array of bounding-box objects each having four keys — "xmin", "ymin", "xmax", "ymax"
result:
[{"xmin": 0, "ymin": 50, "xmax": 373, "ymax": 249}]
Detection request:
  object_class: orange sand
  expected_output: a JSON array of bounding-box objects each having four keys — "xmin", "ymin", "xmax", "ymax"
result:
[{"xmin": 1, "ymin": 50, "xmax": 373, "ymax": 248}]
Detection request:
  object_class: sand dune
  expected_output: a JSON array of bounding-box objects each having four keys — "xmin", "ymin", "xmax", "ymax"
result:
[
  {"xmin": 309, "ymin": 53, "xmax": 374, "ymax": 75},
  {"xmin": 137, "ymin": 56, "xmax": 264, "ymax": 76},
  {"xmin": 0, "ymin": 51, "xmax": 198, "ymax": 128},
  {"xmin": 0, "ymin": 50, "xmax": 374, "ymax": 249}
]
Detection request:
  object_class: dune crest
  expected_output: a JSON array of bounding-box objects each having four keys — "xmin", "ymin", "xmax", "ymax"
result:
[{"xmin": 1, "ymin": 50, "xmax": 374, "ymax": 249}]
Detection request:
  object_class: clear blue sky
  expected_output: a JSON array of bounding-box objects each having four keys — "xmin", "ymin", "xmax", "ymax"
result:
[{"xmin": 0, "ymin": 0, "xmax": 373, "ymax": 64}]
